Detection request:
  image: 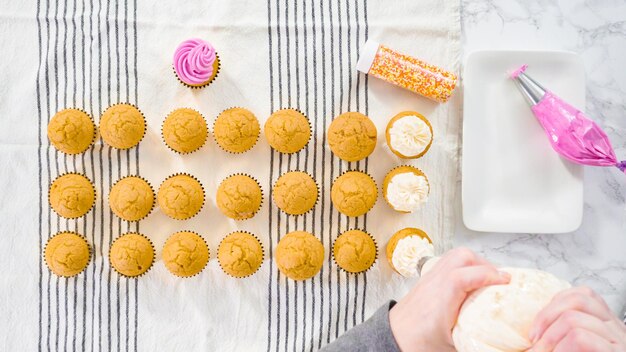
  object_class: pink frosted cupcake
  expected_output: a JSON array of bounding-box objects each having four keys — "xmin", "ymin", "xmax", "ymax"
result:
[{"xmin": 173, "ymin": 38, "xmax": 220, "ymax": 88}]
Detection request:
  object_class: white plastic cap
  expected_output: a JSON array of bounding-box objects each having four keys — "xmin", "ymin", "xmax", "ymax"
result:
[{"xmin": 356, "ymin": 40, "xmax": 380, "ymax": 74}]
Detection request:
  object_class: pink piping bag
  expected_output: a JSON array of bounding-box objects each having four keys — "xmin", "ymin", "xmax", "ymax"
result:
[{"xmin": 511, "ymin": 65, "xmax": 625, "ymax": 175}]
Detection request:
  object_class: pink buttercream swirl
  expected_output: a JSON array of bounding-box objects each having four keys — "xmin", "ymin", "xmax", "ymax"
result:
[{"xmin": 173, "ymin": 38, "xmax": 217, "ymax": 85}]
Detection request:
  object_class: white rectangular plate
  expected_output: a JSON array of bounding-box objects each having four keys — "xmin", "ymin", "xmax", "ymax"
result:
[{"xmin": 462, "ymin": 50, "xmax": 584, "ymax": 233}]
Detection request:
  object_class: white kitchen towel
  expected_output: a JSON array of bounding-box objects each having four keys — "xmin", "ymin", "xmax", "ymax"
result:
[{"xmin": 0, "ymin": 0, "xmax": 461, "ymax": 351}]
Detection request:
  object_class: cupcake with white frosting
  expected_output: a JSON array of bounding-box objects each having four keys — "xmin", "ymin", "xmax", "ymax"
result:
[
  {"xmin": 385, "ymin": 111, "xmax": 433, "ymax": 159},
  {"xmin": 383, "ymin": 165, "xmax": 429, "ymax": 213},
  {"xmin": 386, "ymin": 227, "xmax": 434, "ymax": 277}
]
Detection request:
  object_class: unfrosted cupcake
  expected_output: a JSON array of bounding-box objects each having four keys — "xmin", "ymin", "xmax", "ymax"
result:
[
  {"xmin": 333, "ymin": 229, "xmax": 377, "ymax": 274},
  {"xmin": 109, "ymin": 233, "xmax": 154, "ymax": 277},
  {"xmin": 327, "ymin": 112, "xmax": 377, "ymax": 162},
  {"xmin": 47, "ymin": 108, "xmax": 96, "ymax": 154},
  {"xmin": 162, "ymin": 231, "xmax": 209, "ymax": 278},
  {"xmin": 109, "ymin": 176, "xmax": 154, "ymax": 221},
  {"xmin": 213, "ymin": 107, "xmax": 260, "ymax": 153},
  {"xmin": 272, "ymin": 171, "xmax": 318, "ymax": 215},
  {"xmin": 99, "ymin": 103, "xmax": 146, "ymax": 149},
  {"xmin": 264, "ymin": 108, "xmax": 311, "ymax": 154},
  {"xmin": 49, "ymin": 173, "xmax": 95, "ymax": 219},
  {"xmin": 386, "ymin": 111, "xmax": 433, "ymax": 159},
  {"xmin": 331, "ymin": 171, "xmax": 378, "ymax": 217},
  {"xmin": 157, "ymin": 174, "xmax": 205, "ymax": 220},
  {"xmin": 173, "ymin": 38, "xmax": 220, "ymax": 88},
  {"xmin": 218, "ymin": 231, "xmax": 264, "ymax": 278},
  {"xmin": 275, "ymin": 231, "xmax": 324, "ymax": 281},
  {"xmin": 45, "ymin": 231, "xmax": 91, "ymax": 277},
  {"xmin": 383, "ymin": 166, "xmax": 429, "ymax": 213},
  {"xmin": 216, "ymin": 174, "xmax": 263, "ymax": 220},
  {"xmin": 162, "ymin": 108, "xmax": 208, "ymax": 154},
  {"xmin": 386, "ymin": 228, "xmax": 433, "ymax": 278}
]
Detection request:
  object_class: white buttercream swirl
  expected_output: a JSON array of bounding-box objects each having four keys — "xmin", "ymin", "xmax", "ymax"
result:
[
  {"xmin": 389, "ymin": 115, "xmax": 432, "ymax": 157},
  {"xmin": 386, "ymin": 172, "xmax": 429, "ymax": 212},
  {"xmin": 391, "ymin": 235, "xmax": 434, "ymax": 277}
]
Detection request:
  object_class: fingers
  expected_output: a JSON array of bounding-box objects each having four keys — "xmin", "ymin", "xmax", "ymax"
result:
[
  {"xmin": 437, "ymin": 247, "xmax": 492, "ymax": 272},
  {"xmin": 552, "ymin": 328, "xmax": 613, "ymax": 352},
  {"xmin": 448, "ymin": 265, "xmax": 511, "ymax": 294},
  {"xmin": 532, "ymin": 310, "xmax": 614, "ymax": 351}
]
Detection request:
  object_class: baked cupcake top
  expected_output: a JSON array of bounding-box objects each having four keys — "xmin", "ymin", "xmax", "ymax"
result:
[
  {"xmin": 162, "ymin": 231, "xmax": 209, "ymax": 277},
  {"xmin": 386, "ymin": 111, "xmax": 433, "ymax": 159},
  {"xmin": 213, "ymin": 107, "xmax": 260, "ymax": 153},
  {"xmin": 45, "ymin": 232, "xmax": 91, "ymax": 277},
  {"xmin": 386, "ymin": 228, "xmax": 433, "ymax": 278},
  {"xmin": 275, "ymin": 231, "xmax": 324, "ymax": 281},
  {"xmin": 49, "ymin": 173, "xmax": 95, "ymax": 219},
  {"xmin": 162, "ymin": 108, "xmax": 208, "ymax": 154},
  {"xmin": 333, "ymin": 230, "xmax": 377, "ymax": 273},
  {"xmin": 157, "ymin": 174, "xmax": 204, "ymax": 220},
  {"xmin": 173, "ymin": 38, "xmax": 219, "ymax": 87},
  {"xmin": 99, "ymin": 103, "xmax": 146, "ymax": 149},
  {"xmin": 216, "ymin": 174, "xmax": 262, "ymax": 220},
  {"xmin": 383, "ymin": 166, "xmax": 429, "ymax": 213},
  {"xmin": 273, "ymin": 171, "xmax": 318, "ymax": 215},
  {"xmin": 328, "ymin": 112, "xmax": 377, "ymax": 162},
  {"xmin": 109, "ymin": 176, "xmax": 154, "ymax": 221},
  {"xmin": 218, "ymin": 231, "xmax": 264, "ymax": 278},
  {"xmin": 264, "ymin": 109, "xmax": 311, "ymax": 154},
  {"xmin": 47, "ymin": 108, "xmax": 95, "ymax": 154},
  {"xmin": 331, "ymin": 171, "xmax": 378, "ymax": 217},
  {"xmin": 109, "ymin": 233, "xmax": 154, "ymax": 277}
]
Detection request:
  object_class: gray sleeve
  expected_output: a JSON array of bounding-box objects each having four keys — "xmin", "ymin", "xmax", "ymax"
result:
[{"xmin": 320, "ymin": 301, "xmax": 401, "ymax": 352}]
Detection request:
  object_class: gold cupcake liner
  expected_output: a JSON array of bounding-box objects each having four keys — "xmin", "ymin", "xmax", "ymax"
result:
[
  {"xmin": 162, "ymin": 230, "xmax": 210, "ymax": 278},
  {"xmin": 43, "ymin": 231, "xmax": 92, "ymax": 278},
  {"xmin": 172, "ymin": 52, "xmax": 221, "ymax": 89},
  {"xmin": 49, "ymin": 107, "xmax": 98, "ymax": 155},
  {"xmin": 331, "ymin": 228, "xmax": 378, "ymax": 275},
  {"xmin": 160, "ymin": 108, "xmax": 210, "ymax": 155},
  {"xmin": 331, "ymin": 169, "xmax": 379, "ymax": 217},
  {"xmin": 108, "ymin": 175, "xmax": 155, "ymax": 222},
  {"xmin": 382, "ymin": 165, "xmax": 430, "ymax": 213},
  {"xmin": 265, "ymin": 107, "xmax": 313, "ymax": 155},
  {"xmin": 218, "ymin": 173, "xmax": 264, "ymax": 221},
  {"xmin": 385, "ymin": 111, "xmax": 434, "ymax": 159},
  {"xmin": 272, "ymin": 170, "xmax": 320, "ymax": 217},
  {"xmin": 157, "ymin": 172, "xmax": 206, "ymax": 220},
  {"xmin": 212, "ymin": 106, "xmax": 261, "ymax": 154},
  {"xmin": 99, "ymin": 102, "xmax": 147, "ymax": 150},
  {"xmin": 216, "ymin": 230, "xmax": 265, "ymax": 279},
  {"xmin": 386, "ymin": 227, "xmax": 432, "ymax": 274},
  {"xmin": 108, "ymin": 232, "xmax": 155, "ymax": 279},
  {"xmin": 48, "ymin": 172, "xmax": 97, "ymax": 219}
]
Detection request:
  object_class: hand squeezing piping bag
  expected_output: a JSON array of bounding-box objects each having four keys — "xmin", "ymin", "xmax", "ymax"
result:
[{"xmin": 511, "ymin": 65, "xmax": 625, "ymax": 175}]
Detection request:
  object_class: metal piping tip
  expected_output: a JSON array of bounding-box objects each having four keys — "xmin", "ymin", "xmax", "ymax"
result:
[{"xmin": 512, "ymin": 69, "xmax": 547, "ymax": 106}]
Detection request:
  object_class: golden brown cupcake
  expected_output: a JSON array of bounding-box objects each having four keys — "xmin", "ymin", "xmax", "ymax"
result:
[
  {"xmin": 99, "ymin": 103, "xmax": 146, "ymax": 149},
  {"xmin": 330, "ymin": 171, "xmax": 377, "ymax": 217},
  {"xmin": 386, "ymin": 228, "xmax": 433, "ymax": 277},
  {"xmin": 383, "ymin": 166, "xmax": 430, "ymax": 213},
  {"xmin": 162, "ymin": 231, "xmax": 209, "ymax": 277},
  {"xmin": 327, "ymin": 112, "xmax": 377, "ymax": 162},
  {"xmin": 157, "ymin": 174, "xmax": 205, "ymax": 220},
  {"xmin": 275, "ymin": 231, "xmax": 324, "ymax": 281},
  {"xmin": 161, "ymin": 108, "xmax": 208, "ymax": 154},
  {"xmin": 47, "ymin": 108, "xmax": 96, "ymax": 154},
  {"xmin": 44, "ymin": 231, "xmax": 91, "ymax": 277},
  {"xmin": 385, "ymin": 111, "xmax": 433, "ymax": 159},
  {"xmin": 272, "ymin": 171, "xmax": 318, "ymax": 215},
  {"xmin": 333, "ymin": 230, "xmax": 377, "ymax": 273},
  {"xmin": 216, "ymin": 174, "xmax": 263, "ymax": 220},
  {"xmin": 108, "ymin": 176, "xmax": 154, "ymax": 221},
  {"xmin": 213, "ymin": 107, "xmax": 260, "ymax": 153},
  {"xmin": 218, "ymin": 231, "xmax": 264, "ymax": 278},
  {"xmin": 109, "ymin": 233, "xmax": 154, "ymax": 277},
  {"xmin": 264, "ymin": 108, "xmax": 311, "ymax": 154},
  {"xmin": 49, "ymin": 173, "xmax": 95, "ymax": 219}
]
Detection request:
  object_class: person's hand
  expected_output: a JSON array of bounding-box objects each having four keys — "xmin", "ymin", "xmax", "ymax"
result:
[
  {"xmin": 388, "ymin": 247, "xmax": 511, "ymax": 352},
  {"xmin": 529, "ymin": 286, "xmax": 626, "ymax": 351}
]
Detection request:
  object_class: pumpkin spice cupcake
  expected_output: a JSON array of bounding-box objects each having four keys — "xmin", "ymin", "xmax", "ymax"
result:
[
  {"xmin": 173, "ymin": 38, "xmax": 220, "ymax": 88},
  {"xmin": 327, "ymin": 112, "xmax": 377, "ymax": 162},
  {"xmin": 161, "ymin": 108, "xmax": 208, "ymax": 154},
  {"xmin": 218, "ymin": 231, "xmax": 264, "ymax": 278},
  {"xmin": 47, "ymin": 108, "xmax": 96, "ymax": 154},
  {"xmin": 383, "ymin": 166, "xmax": 430, "ymax": 213},
  {"xmin": 264, "ymin": 108, "xmax": 311, "ymax": 154},
  {"xmin": 44, "ymin": 231, "xmax": 91, "ymax": 277},
  {"xmin": 386, "ymin": 228, "xmax": 433, "ymax": 278},
  {"xmin": 333, "ymin": 229, "xmax": 377, "ymax": 274},
  {"xmin": 49, "ymin": 173, "xmax": 95, "ymax": 219},
  {"xmin": 162, "ymin": 231, "xmax": 209, "ymax": 278},
  {"xmin": 331, "ymin": 171, "xmax": 378, "ymax": 217},
  {"xmin": 109, "ymin": 233, "xmax": 155, "ymax": 277},
  {"xmin": 99, "ymin": 103, "xmax": 146, "ymax": 149},
  {"xmin": 157, "ymin": 174, "xmax": 205, "ymax": 220},
  {"xmin": 275, "ymin": 231, "xmax": 324, "ymax": 281},
  {"xmin": 216, "ymin": 174, "xmax": 263, "ymax": 220},
  {"xmin": 108, "ymin": 176, "xmax": 154, "ymax": 221},
  {"xmin": 213, "ymin": 107, "xmax": 260, "ymax": 153},
  {"xmin": 386, "ymin": 111, "xmax": 433, "ymax": 159},
  {"xmin": 272, "ymin": 171, "xmax": 318, "ymax": 215}
]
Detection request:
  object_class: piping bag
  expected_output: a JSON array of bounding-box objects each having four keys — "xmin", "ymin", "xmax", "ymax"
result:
[{"xmin": 510, "ymin": 64, "xmax": 625, "ymax": 175}]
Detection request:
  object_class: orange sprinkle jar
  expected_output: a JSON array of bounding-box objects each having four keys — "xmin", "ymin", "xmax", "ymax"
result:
[{"xmin": 356, "ymin": 40, "xmax": 457, "ymax": 103}]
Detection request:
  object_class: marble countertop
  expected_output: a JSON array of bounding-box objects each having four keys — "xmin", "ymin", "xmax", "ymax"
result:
[{"xmin": 457, "ymin": 0, "xmax": 626, "ymax": 314}]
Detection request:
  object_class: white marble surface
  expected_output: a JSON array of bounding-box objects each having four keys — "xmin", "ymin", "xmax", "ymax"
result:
[{"xmin": 457, "ymin": 0, "xmax": 626, "ymax": 314}]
